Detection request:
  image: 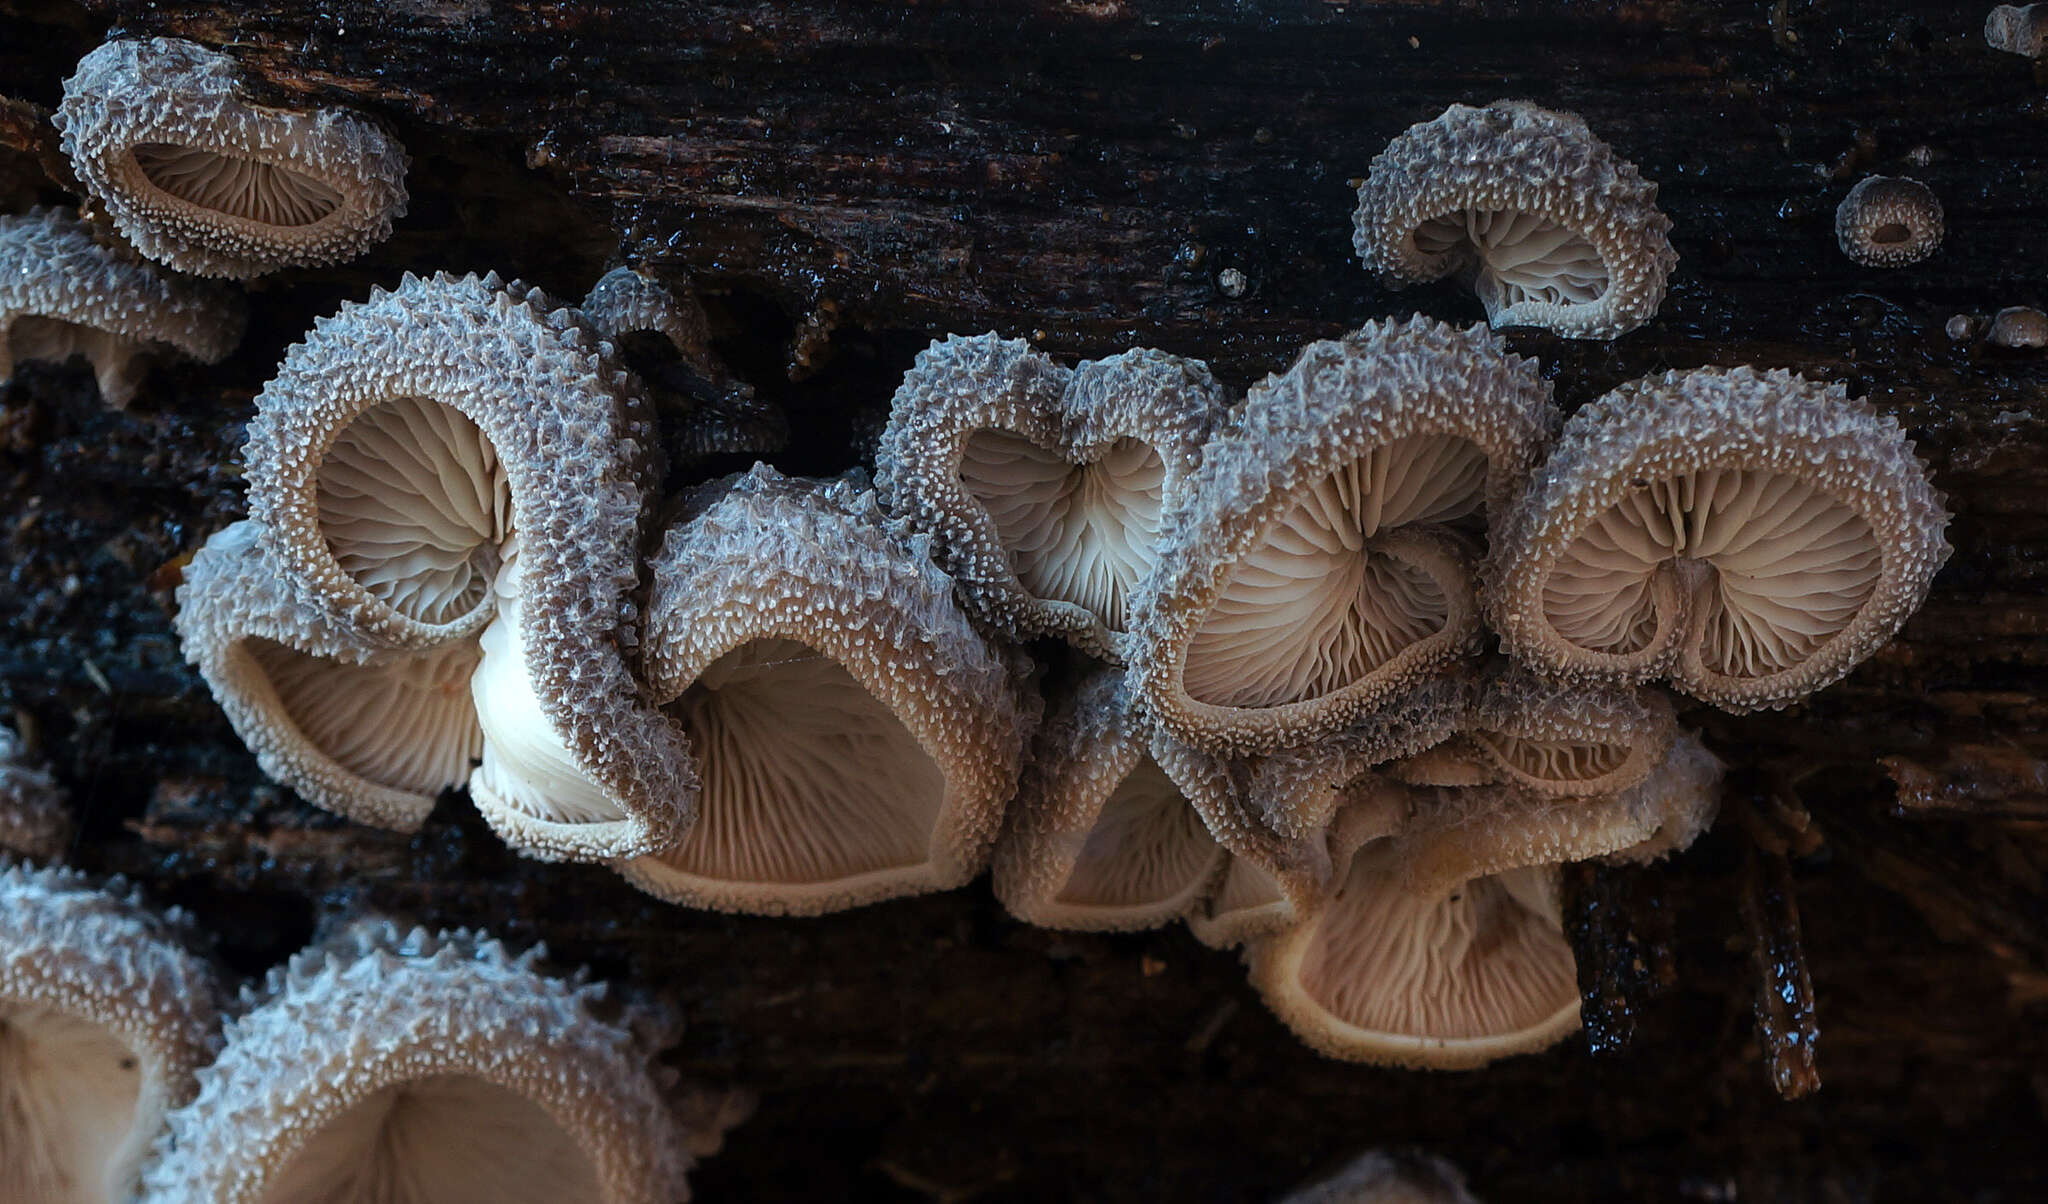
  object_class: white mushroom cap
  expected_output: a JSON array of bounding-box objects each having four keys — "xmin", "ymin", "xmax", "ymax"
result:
[
  {"xmin": 877, "ymin": 333, "xmax": 1232, "ymax": 658},
  {"xmin": 1353, "ymin": 100, "xmax": 1677, "ymax": 340},
  {"xmin": 618, "ymin": 467, "xmax": 1031, "ymax": 915},
  {"xmin": 0, "ymin": 207, "xmax": 244, "ymax": 407},
  {"xmin": 1485, "ymin": 366, "xmax": 1951, "ymax": 711},
  {"xmin": 1130, "ymin": 317, "xmax": 1554, "ymax": 754},
  {"xmin": 55, "ymin": 37, "xmax": 409, "ymax": 279},
  {"xmin": 0, "ymin": 724, "xmax": 71, "ymax": 862},
  {"xmin": 142, "ymin": 920, "xmax": 693, "ymax": 1204},
  {"xmin": 175, "ymin": 521, "xmax": 481, "ymax": 832},
  {"xmin": 0, "ymin": 864, "xmax": 222, "ymax": 1204}
]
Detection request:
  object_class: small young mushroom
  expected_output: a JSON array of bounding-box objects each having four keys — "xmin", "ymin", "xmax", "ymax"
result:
[
  {"xmin": 0, "ymin": 864, "xmax": 222, "ymax": 1204},
  {"xmin": 617, "ymin": 467, "xmax": 1030, "ymax": 915},
  {"xmin": 1986, "ymin": 5, "xmax": 2048, "ymax": 57},
  {"xmin": 55, "ymin": 37, "xmax": 409, "ymax": 278},
  {"xmin": 1835, "ymin": 176, "xmax": 1943, "ymax": 268},
  {"xmin": 1130, "ymin": 317, "xmax": 1554, "ymax": 755},
  {"xmin": 1485, "ymin": 366, "xmax": 1950, "ymax": 711},
  {"xmin": 1277, "ymin": 1150, "xmax": 1482, "ymax": 1204},
  {"xmin": 0, "ymin": 207, "xmax": 243, "ymax": 407},
  {"xmin": 877, "ymin": 333, "xmax": 1232, "ymax": 658},
  {"xmin": 142, "ymin": 920, "xmax": 694, "ymax": 1204},
  {"xmin": 1988, "ymin": 305, "xmax": 2048, "ymax": 349},
  {"xmin": 175, "ymin": 521, "xmax": 481, "ymax": 833},
  {"xmin": 0, "ymin": 723, "xmax": 70, "ymax": 862},
  {"xmin": 1353, "ymin": 100, "xmax": 1676, "ymax": 340}
]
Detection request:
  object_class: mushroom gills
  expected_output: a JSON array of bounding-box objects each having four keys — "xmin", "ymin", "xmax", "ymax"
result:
[
  {"xmin": 960, "ymin": 431, "xmax": 1164, "ymax": 629},
  {"xmin": 1182, "ymin": 434, "xmax": 1483, "ymax": 709},
  {"xmin": 317, "ymin": 397, "xmax": 512, "ymax": 627},
  {"xmin": 252, "ymin": 1075, "xmax": 603, "ymax": 1204},
  {"xmin": 0, "ymin": 1002, "xmax": 146, "ymax": 1204},
  {"xmin": 1053, "ymin": 754, "xmax": 1222, "ymax": 911},
  {"xmin": 1415, "ymin": 208, "xmax": 1608, "ymax": 311},
  {"xmin": 245, "ymin": 637, "xmax": 482, "ymax": 797},
  {"xmin": 1544, "ymin": 468, "xmax": 1880, "ymax": 675},
  {"xmin": 469, "ymin": 588, "xmax": 626, "ymax": 827},
  {"xmin": 1470, "ymin": 732, "xmax": 1630, "ymax": 787},
  {"xmin": 5, "ymin": 315, "xmax": 150, "ymax": 406},
  {"xmin": 130, "ymin": 142, "xmax": 344, "ymax": 228}
]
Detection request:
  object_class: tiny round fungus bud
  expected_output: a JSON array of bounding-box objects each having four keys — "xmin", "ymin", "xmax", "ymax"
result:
[
  {"xmin": 1279, "ymin": 1150, "xmax": 1482, "ymax": 1204},
  {"xmin": 1835, "ymin": 176, "xmax": 1943, "ymax": 268},
  {"xmin": 56, "ymin": 37, "xmax": 409, "ymax": 278},
  {"xmin": 1988, "ymin": 306, "xmax": 2048, "ymax": 349},
  {"xmin": 1986, "ymin": 5, "xmax": 2048, "ymax": 57}
]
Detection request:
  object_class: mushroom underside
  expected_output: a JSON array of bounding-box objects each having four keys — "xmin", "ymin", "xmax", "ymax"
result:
[
  {"xmin": 1471, "ymin": 732, "xmax": 1631, "ymax": 788},
  {"xmin": 0, "ymin": 1002, "xmax": 146, "ymax": 1204},
  {"xmin": 960, "ymin": 430, "xmax": 1164, "ymax": 628},
  {"xmin": 468, "ymin": 593, "xmax": 625, "ymax": 829},
  {"xmin": 1414, "ymin": 208, "xmax": 1608, "ymax": 311},
  {"xmin": 252, "ymin": 1074, "xmax": 603, "ymax": 1204},
  {"xmin": 245, "ymin": 638, "xmax": 481, "ymax": 797},
  {"xmin": 1540, "ymin": 468, "xmax": 1880, "ymax": 676},
  {"xmin": 5, "ymin": 315, "xmax": 150, "ymax": 404},
  {"xmin": 1181, "ymin": 435, "xmax": 1483, "ymax": 709},
  {"xmin": 129, "ymin": 142, "xmax": 344, "ymax": 228},
  {"xmin": 1053, "ymin": 755, "xmax": 1222, "ymax": 911}
]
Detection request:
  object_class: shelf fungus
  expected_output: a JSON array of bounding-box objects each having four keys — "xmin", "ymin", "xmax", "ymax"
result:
[
  {"xmin": 1834, "ymin": 177, "xmax": 1943, "ymax": 268},
  {"xmin": 175, "ymin": 521, "xmax": 482, "ymax": 832},
  {"xmin": 618, "ymin": 467, "xmax": 1030, "ymax": 915},
  {"xmin": 877, "ymin": 332, "xmax": 1232, "ymax": 658},
  {"xmin": 1986, "ymin": 5, "xmax": 2048, "ymax": 57},
  {"xmin": 1353, "ymin": 100, "xmax": 1676, "ymax": 340},
  {"xmin": 992, "ymin": 667, "xmax": 1226, "ymax": 931},
  {"xmin": 1130, "ymin": 318, "xmax": 1553, "ymax": 755},
  {"xmin": 0, "ymin": 723, "xmax": 71, "ymax": 862},
  {"xmin": 55, "ymin": 37, "xmax": 409, "ymax": 278},
  {"xmin": 245, "ymin": 271, "xmax": 689, "ymax": 860},
  {"xmin": 0, "ymin": 864, "xmax": 222, "ymax": 1204},
  {"xmin": 142, "ymin": 920, "xmax": 694, "ymax": 1204},
  {"xmin": 1485, "ymin": 366, "xmax": 1950, "ymax": 711},
  {"xmin": 0, "ymin": 207, "xmax": 243, "ymax": 407}
]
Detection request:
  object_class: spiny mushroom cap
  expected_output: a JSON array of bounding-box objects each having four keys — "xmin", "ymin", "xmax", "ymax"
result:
[
  {"xmin": 1278, "ymin": 1150, "xmax": 1482, "ymax": 1204},
  {"xmin": 246, "ymin": 272, "xmax": 689, "ymax": 854},
  {"xmin": 0, "ymin": 207, "xmax": 244, "ymax": 406},
  {"xmin": 55, "ymin": 37, "xmax": 409, "ymax": 279},
  {"xmin": 0, "ymin": 725, "xmax": 71, "ymax": 862},
  {"xmin": 991, "ymin": 667, "xmax": 1225, "ymax": 932},
  {"xmin": 1353, "ymin": 100, "xmax": 1676, "ymax": 340},
  {"xmin": 1129, "ymin": 317, "xmax": 1554, "ymax": 755},
  {"xmin": 143, "ymin": 919, "xmax": 692, "ymax": 1204},
  {"xmin": 1834, "ymin": 176, "xmax": 1943, "ymax": 268},
  {"xmin": 1390, "ymin": 666, "xmax": 1677, "ymax": 799},
  {"xmin": 175, "ymin": 521, "xmax": 482, "ymax": 833},
  {"xmin": 618, "ymin": 466, "xmax": 1029, "ymax": 916},
  {"xmin": 876, "ymin": 332, "xmax": 1232, "ymax": 659},
  {"xmin": 1986, "ymin": 5, "xmax": 2048, "ymax": 57},
  {"xmin": 1485, "ymin": 366, "xmax": 1951, "ymax": 711},
  {"xmin": 0, "ymin": 864, "xmax": 222, "ymax": 1204}
]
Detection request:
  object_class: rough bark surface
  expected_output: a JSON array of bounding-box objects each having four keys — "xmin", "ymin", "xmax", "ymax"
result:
[{"xmin": 2, "ymin": 0, "xmax": 2044, "ymax": 1199}]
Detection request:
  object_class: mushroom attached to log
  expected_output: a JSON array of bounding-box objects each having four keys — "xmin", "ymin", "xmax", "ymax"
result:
[
  {"xmin": 1277, "ymin": 1150, "xmax": 1482, "ymax": 1204},
  {"xmin": 1986, "ymin": 5, "xmax": 2048, "ymax": 57},
  {"xmin": 55, "ymin": 37, "xmax": 408, "ymax": 278},
  {"xmin": 0, "ymin": 207, "xmax": 243, "ymax": 407},
  {"xmin": 142, "ymin": 920, "xmax": 695, "ymax": 1204},
  {"xmin": 0, "ymin": 864, "xmax": 222, "ymax": 1204},
  {"xmin": 245, "ymin": 271, "xmax": 690, "ymax": 860},
  {"xmin": 1353, "ymin": 100, "xmax": 1676, "ymax": 340},
  {"xmin": 1988, "ymin": 306, "xmax": 2048, "ymax": 349},
  {"xmin": 618, "ymin": 467, "xmax": 1031, "ymax": 915},
  {"xmin": 1835, "ymin": 177, "xmax": 1943, "ymax": 268},
  {"xmin": 0, "ymin": 723, "xmax": 70, "ymax": 862},
  {"xmin": 878, "ymin": 333, "xmax": 1232, "ymax": 658},
  {"xmin": 1485, "ymin": 366, "xmax": 1950, "ymax": 711},
  {"xmin": 1130, "ymin": 317, "xmax": 1554, "ymax": 755}
]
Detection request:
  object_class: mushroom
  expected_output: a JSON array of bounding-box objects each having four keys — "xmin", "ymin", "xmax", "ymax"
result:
[
  {"xmin": 0, "ymin": 723, "xmax": 70, "ymax": 862},
  {"xmin": 245, "ymin": 271, "xmax": 690, "ymax": 860},
  {"xmin": 1835, "ymin": 176, "xmax": 1943, "ymax": 268},
  {"xmin": 1353, "ymin": 100, "xmax": 1676, "ymax": 340},
  {"xmin": 55, "ymin": 37, "xmax": 408, "ymax": 278},
  {"xmin": 1988, "ymin": 305, "xmax": 2048, "ymax": 349},
  {"xmin": 1130, "ymin": 317, "xmax": 1554, "ymax": 755},
  {"xmin": 142, "ymin": 919, "xmax": 694, "ymax": 1204},
  {"xmin": 617, "ymin": 466, "xmax": 1030, "ymax": 915},
  {"xmin": 0, "ymin": 207, "xmax": 243, "ymax": 407},
  {"xmin": 1278, "ymin": 1151, "xmax": 1481, "ymax": 1204},
  {"xmin": 1485, "ymin": 366, "xmax": 1950, "ymax": 711},
  {"xmin": 175, "ymin": 521, "xmax": 481, "ymax": 833},
  {"xmin": 878, "ymin": 333, "xmax": 1233, "ymax": 658},
  {"xmin": 1986, "ymin": 5, "xmax": 2048, "ymax": 57},
  {"xmin": 0, "ymin": 863, "xmax": 222, "ymax": 1204}
]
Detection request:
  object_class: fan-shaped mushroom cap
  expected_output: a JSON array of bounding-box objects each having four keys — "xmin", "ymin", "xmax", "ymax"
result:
[
  {"xmin": 55, "ymin": 37, "xmax": 408, "ymax": 279},
  {"xmin": 1278, "ymin": 1150, "xmax": 1481, "ymax": 1204},
  {"xmin": 992, "ymin": 667, "xmax": 1225, "ymax": 931},
  {"xmin": 1986, "ymin": 5, "xmax": 2048, "ymax": 57},
  {"xmin": 877, "ymin": 333, "xmax": 1232, "ymax": 659},
  {"xmin": 142, "ymin": 920, "xmax": 692, "ymax": 1204},
  {"xmin": 1389, "ymin": 666, "xmax": 1677, "ymax": 800},
  {"xmin": 246, "ymin": 272, "xmax": 688, "ymax": 857},
  {"xmin": 175, "ymin": 521, "xmax": 481, "ymax": 832},
  {"xmin": 0, "ymin": 207, "xmax": 243, "ymax": 407},
  {"xmin": 1835, "ymin": 176, "xmax": 1943, "ymax": 268},
  {"xmin": 1353, "ymin": 100, "xmax": 1676, "ymax": 340},
  {"xmin": 617, "ymin": 467, "xmax": 1030, "ymax": 915},
  {"xmin": 1130, "ymin": 318, "xmax": 1553, "ymax": 755},
  {"xmin": 0, "ymin": 724, "xmax": 71, "ymax": 861},
  {"xmin": 1485, "ymin": 366, "xmax": 1950, "ymax": 711},
  {"xmin": 0, "ymin": 864, "xmax": 222, "ymax": 1204}
]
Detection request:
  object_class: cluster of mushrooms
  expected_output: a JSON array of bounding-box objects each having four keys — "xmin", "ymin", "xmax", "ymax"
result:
[{"xmin": 0, "ymin": 25, "xmax": 1976, "ymax": 1195}]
